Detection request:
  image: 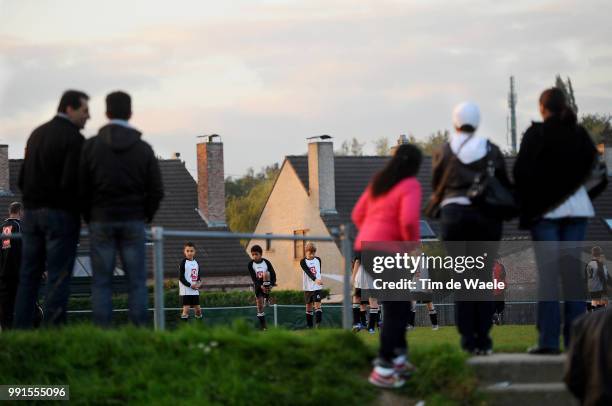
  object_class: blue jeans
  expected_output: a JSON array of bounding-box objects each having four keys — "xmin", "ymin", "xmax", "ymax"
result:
[
  {"xmin": 14, "ymin": 208, "xmax": 80, "ymax": 329},
  {"xmin": 531, "ymin": 217, "xmax": 588, "ymax": 350},
  {"xmin": 90, "ymin": 221, "xmax": 148, "ymax": 327}
]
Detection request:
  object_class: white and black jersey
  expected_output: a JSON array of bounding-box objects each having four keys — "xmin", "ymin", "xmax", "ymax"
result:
[
  {"xmin": 178, "ymin": 258, "xmax": 201, "ymax": 296},
  {"xmin": 300, "ymin": 257, "xmax": 322, "ymax": 292},
  {"xmin": 247, "ymin": 258, "xmax": 277, "ymax": 287}
]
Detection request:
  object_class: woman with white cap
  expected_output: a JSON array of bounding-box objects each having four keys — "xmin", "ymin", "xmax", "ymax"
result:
[{"xmin": 430, "ymin": 101, "xmax": 512, "ymax": 354}]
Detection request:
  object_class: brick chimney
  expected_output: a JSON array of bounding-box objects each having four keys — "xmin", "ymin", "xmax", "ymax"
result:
[
  {"xmin": 0, "ymin": 145, "xmax": 10, "ymax": 196},
  {"xmin": 308, "ymin": 140, "xmax": 336, "ymax": 214},
  {"xmin": 197, "ymin": 137, "xmax": 226, "ymax": 227}
]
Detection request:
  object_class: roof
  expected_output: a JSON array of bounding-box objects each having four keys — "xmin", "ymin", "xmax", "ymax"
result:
[
  {"xmin": 285, "ymin": 154, "xmax": 612, "ymax": 241},
  {"xmin": 0, "ymin": 159, "xmax": 249, "ymax": 277}
]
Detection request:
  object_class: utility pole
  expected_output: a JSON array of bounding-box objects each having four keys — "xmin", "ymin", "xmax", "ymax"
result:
[{"xmin": 508, "ymin": 76, "xmax": 517, "ymax": 154}]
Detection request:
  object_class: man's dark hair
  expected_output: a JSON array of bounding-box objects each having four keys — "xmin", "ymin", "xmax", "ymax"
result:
[
  {"xmin": 184, "ymin": 242, "xmax": 196, "ymax": 249},
  {"xmin": 106, "ymin": 91, "xmax": 132, "ymax": 120},
  {"xmin": 251, "ymin": 245, "xmax": 263, "ymax": 254},
  {"xmin": 371, "ymin": 144, "xmax": 422, "ymax": 197},
  {"xmin": 8, "ymin": 201, "xmax": 22, "ymax": 215},
  {"xmin": 57, "ymin": 90, "xmax": 89, "ymax": 113}
]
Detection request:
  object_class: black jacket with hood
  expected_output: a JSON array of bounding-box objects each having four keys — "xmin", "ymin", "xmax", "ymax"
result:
[{"xmin": 79, "ymin": 123, "xmax": 164, "ymax": 223}]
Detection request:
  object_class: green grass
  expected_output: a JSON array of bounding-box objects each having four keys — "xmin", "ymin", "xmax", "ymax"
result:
[
  {"xmin": 0, "ymin": 324, "xmax": 536, "ymax": 406},
  {"xmin": 358, "ymin": 324, "xmax": 538, "ymax": 353}
]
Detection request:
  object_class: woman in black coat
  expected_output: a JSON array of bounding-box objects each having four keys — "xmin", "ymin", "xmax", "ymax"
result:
[{"xmin": 514, "ymin": 87, "xmax": 598, "ymax": 354}]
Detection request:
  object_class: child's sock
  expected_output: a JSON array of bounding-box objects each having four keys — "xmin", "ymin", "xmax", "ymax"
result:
[
  {"xmin": 368, "ymin": 308, "xmax": 379, "ymax": 330},
  {"xmin": 407, "ymin": 308, "xmax": 416, "ymax": 327},
  {"xmin": 257, "ymin": 312, "xmax": 267, "ymax": 329},
  {"xmin": 315, "ymin": 309, "xmax": 322, "ymax": 327},
  {"xmin": 360, "ymin": 310, "xmax": 367, "ymax": 326},
  {"xmin": 306, "ymin": 311, "xmax": 314, "ymax": 328},
  {"xmin": 429, "ymin": 309, "xmax": 438, "ymax": 326},
  {"xmin": 352, "ymin": 304, "xmax": 361, "ymax": 325}
]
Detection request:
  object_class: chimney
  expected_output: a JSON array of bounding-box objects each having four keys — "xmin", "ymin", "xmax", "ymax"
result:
[
  {"xmin": 390, "ymin": 134, "xmax": 409, "ymax": 156},
  {"xmin": 171, "ymin": 152, "xmax": 181, "ymax": 160},
  {"xmin": 197, "ymin": 137, "xmax": 226, "ymax": 227},
  {"xmin": 308, "ymin": 140, "xmax": 336, "ymax": 214},
  {"xmin": 0, "ymin": 145, "xmax": 10, "ymax": 196}
]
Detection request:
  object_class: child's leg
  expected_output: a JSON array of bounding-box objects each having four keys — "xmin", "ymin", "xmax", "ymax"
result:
[
  {"xmin": 352, "ymin": 288, "xmax": 362, "ymax": 327},
  {"xmin": 181, "ymin": 305, "xmax": 190, "ymax": 320},
  {"xmin": 407, "ymin": 301, "xmax": 416, "ymax": 328},
  {"xmin": 305, "ymin": 302, "xmax": 314, "ymax": 328},
  {"xmin": 427, "ymin": 301, "xmax": 438, "ymax": 328},
  {"xmin": 256, "ymin": 296, "xmax": 267, "ymax": 329},
  {"xmin": 194, "ymin": 305, "xmax": 202, "ymax": 319},
  {"xmin": 314, "ymin": 301, "xmax": 322, "ymax": 327},
  {"xmin": 368, "ymin": 297, "xmax": 379, "ymax": 331}
]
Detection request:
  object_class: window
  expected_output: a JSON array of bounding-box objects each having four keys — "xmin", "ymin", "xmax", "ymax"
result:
[
  {"xmin": 265, "ymin": 233, "xmax": 272, "ymax": 251},
  {"xmin": 294, "ymin": 229, "xmax": 308, "ymax": 259}
]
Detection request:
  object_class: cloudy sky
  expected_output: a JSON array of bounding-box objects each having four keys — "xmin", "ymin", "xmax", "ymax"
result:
[{"xmin": 1, "ymin": 0, "xmax": 611, "ymax": 177}]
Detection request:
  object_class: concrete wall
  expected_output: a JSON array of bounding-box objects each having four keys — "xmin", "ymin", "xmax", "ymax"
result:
[{"xmin": 248, "ymin": 161, "xmax": 344, "ymax": 294}]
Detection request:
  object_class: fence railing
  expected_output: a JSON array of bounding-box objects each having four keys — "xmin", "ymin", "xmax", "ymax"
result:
[{"xmin": 2, "ymin": 224, "xmax": 355, "ymax": 332}]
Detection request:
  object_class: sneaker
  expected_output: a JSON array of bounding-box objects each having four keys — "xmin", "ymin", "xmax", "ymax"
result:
[
  {"xmin": 180, "ymin": 316, "xmax": 189, "ymax": 322},
  {"xmin": 368, "ymin": 366, "xmax": 405, "ymax": 389},
  {"xmin": 432, "ymin": 324, "xmax": 439, "ymax": 331},
  {"xmin": 368, "ymin": 328, "xmax": 376, "ymax": 334},
  {"xmin": 352, "ymin": 323, "xmax": 363, "ymax": 332},
  {"xmin": 393, "ymin": 356, "xmax": 416, "ymax": 379},
  {"xmin": 406, "ymin": 324, "xmax": 414, "ymax": 331}
]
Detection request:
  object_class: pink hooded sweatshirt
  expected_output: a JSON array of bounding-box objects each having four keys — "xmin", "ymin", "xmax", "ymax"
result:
[{"xmin": 351, "ymin": 177, "xmax": 421, "ymax": 251}]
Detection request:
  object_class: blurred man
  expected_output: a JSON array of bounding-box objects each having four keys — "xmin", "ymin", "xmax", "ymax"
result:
[
  {"xmin": 0, "ymin": 202, "xmax": 23, "ymax": 330},
  {"xmin": 79, "ymin": 91, "xmax": 163, "ymax": 327},
  {"xmin": 14, "ymin": 90, "xmax": 89, "ymax": 328}
]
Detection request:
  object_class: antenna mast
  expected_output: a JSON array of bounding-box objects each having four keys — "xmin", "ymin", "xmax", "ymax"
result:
[{"xmin": 508, "ymin": 76, "xmax": 517, "ymax": 154}]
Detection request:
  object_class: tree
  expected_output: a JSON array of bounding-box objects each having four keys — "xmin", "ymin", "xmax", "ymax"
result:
[
  {"xmin": 373, "ymin": 137, "xmax": 390, "ymax": 156},
  {"xmin": 554, "ymin": 75, "xmax": 578, "ymax": 114},
  {"xmin": 580, "ymin": 114, "xmax": 612, "ymax": 145},
  {"xmin": 408, "ymin": 130, "xmax": 449, "ymax": 156},
  {"xmin": 225, "ymin": 164, "xmax": 280, "ymax": 238},
  {"xmin": 336, "ymin": 137, "xmax": 365, "ymax": 156}
]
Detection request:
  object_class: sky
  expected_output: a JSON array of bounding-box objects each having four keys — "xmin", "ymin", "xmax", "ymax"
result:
[{"xmin": 1, "ymin": 0, "xmax": 611, "ymax": 178}]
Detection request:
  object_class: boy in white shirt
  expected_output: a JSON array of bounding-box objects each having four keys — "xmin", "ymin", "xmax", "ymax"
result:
[
  {"xmin": 299, "ymin": 242, "xmax": 323, "ymax": 328},
  {"xmin": 178, "ymin": 242, "xmax": 202, "ymax": 322}
]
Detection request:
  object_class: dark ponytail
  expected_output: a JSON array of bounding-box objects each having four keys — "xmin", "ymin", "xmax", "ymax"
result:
[
  {"xmin": 539, "ymin": 87, "xmax": 577, "ymax": 126},
  {"xmin": 371, "ymin": 144, "xmax": 422, "ymax": 197}
]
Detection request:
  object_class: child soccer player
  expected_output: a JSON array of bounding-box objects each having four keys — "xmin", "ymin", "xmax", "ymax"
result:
[
  {"xmin": 351, "ymin": 255, "xmax": 380, "ymax": 333},
  {"xmin": 178, "ymin": 242, "xmax": 202, "ymax": 322},
  {"xmin": 300, "ymin": 242, "xmax": 323, "ymax": 328},
  {"xmin": 248, "ymin": 244, "xmax": 277, "ymax": 330}
]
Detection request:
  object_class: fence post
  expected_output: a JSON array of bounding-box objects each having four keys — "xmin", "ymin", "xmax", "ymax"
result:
[
  {"xmin": 340, "ymin": 223, "xmax": 353, "ymax": 330},
  {"xmin": 273, "ymin": 304, "xmax": 278, "ymax": 327},
  {"xmin": 151, "ymin": 226, "xmax": 165, "ymax": 331}
]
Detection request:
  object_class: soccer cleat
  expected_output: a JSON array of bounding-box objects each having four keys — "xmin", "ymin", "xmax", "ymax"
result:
[
  {"xmin": 406, "ymin": 324, "xmax": 414, "ymax": 331},
  {"xmin": 432, "ymin": 324, "xmax": 439, "ymax": 331},
  {"xmin": 352, "ymin": 323, "xmax": 363, "ymax": 332},
  {"xmin": 368, "ymin": 328, "xmax": 376, "ymax": 334},
  {"xmin": 368, "ymin": 367, "xmax": 405, "ymax": 389}
]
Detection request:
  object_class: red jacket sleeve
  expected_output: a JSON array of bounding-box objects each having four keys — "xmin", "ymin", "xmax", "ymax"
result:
[
  {"xmin": 399, "ymin": 180, "xmax": 421, "ymax": 241},
  {"xmin": 351, "ymin": 188, "xmax": 370, "ymax": 229}
]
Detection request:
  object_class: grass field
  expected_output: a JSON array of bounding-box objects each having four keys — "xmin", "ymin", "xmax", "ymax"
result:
[{"xmin": 0, "ymin": 324, "xmax": 536, "ymax": 406}]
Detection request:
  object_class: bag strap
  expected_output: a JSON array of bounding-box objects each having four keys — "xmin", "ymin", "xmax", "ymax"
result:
[{"xmin": 430, "ymin": 135, "xmax": 473, "ymax": 203}]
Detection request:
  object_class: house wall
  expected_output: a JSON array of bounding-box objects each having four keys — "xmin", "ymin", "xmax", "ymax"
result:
[{"xmin": 248, "ymin": 162, "xmax": 344, "ymax": 294}]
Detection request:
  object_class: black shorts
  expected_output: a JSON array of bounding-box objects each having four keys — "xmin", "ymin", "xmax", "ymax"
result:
[
  {"xmin": 304, "ymin": 290, "xmax": 323, "ymax": 304},
  {"xmin": 353, "ymin": 288, "xmax": 370, "ymax": 304},
  {"xmin": 181, "ymin": 295, "xmax": 200, "ymax": 306},
  {"xmin": 254, "ymin": 285, "xmax": 271, "ymax": 298}
]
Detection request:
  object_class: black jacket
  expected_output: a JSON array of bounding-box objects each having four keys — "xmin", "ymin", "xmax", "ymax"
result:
[
  {"xmin": 513, "ymin": 118, "xmax": 596, "ymax": 229},
  {"xmin": 432, "ymin": 141, "xmax": 512, "ymax": 204},
  {"xmin": 79, "ymin": 123, "xmax": 164, "ymax": 223},
  {"xmin": 19, "ymin": 116, "xmax": 85, "ymax": 212},
  {"xmin": 0, "ymin": 218, "xmax": 22, "ymax": 284}
]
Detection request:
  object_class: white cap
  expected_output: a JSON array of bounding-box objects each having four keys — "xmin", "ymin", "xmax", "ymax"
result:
[{"xmin": 452, "ymin": 102, "xmax": 480, "ymax": 129}]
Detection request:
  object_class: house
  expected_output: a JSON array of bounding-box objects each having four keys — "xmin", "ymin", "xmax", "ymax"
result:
[
  {"xmin": 248, "ymin": 137, "xmax": 612, "ymax": 294},
  {"xmin": 0, "ymin": 141, "xmax": 251, "ymax": 291}
]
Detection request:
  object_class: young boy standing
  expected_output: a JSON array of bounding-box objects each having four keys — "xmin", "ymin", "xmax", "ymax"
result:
[
  {"xmin": 178, "ymin": 242, "xmax": 202, "ymax": 322},
  {"xmin": 247, "ymin": 245, "xmax": 277, "ymax": 330},
  {"xmin": 300, "ymin": 242, "xmax": 323, "ymax": 328}
]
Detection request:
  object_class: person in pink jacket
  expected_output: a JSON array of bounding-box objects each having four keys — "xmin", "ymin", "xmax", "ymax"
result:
[{"xmin": 351, "ymin": 143, "xmax": 422, "ymax": 389}]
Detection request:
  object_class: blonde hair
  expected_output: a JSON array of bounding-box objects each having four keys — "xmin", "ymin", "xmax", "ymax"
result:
[{"xmin": 305, "ymin": 242, "xmax": 317, "ymax": 253}]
